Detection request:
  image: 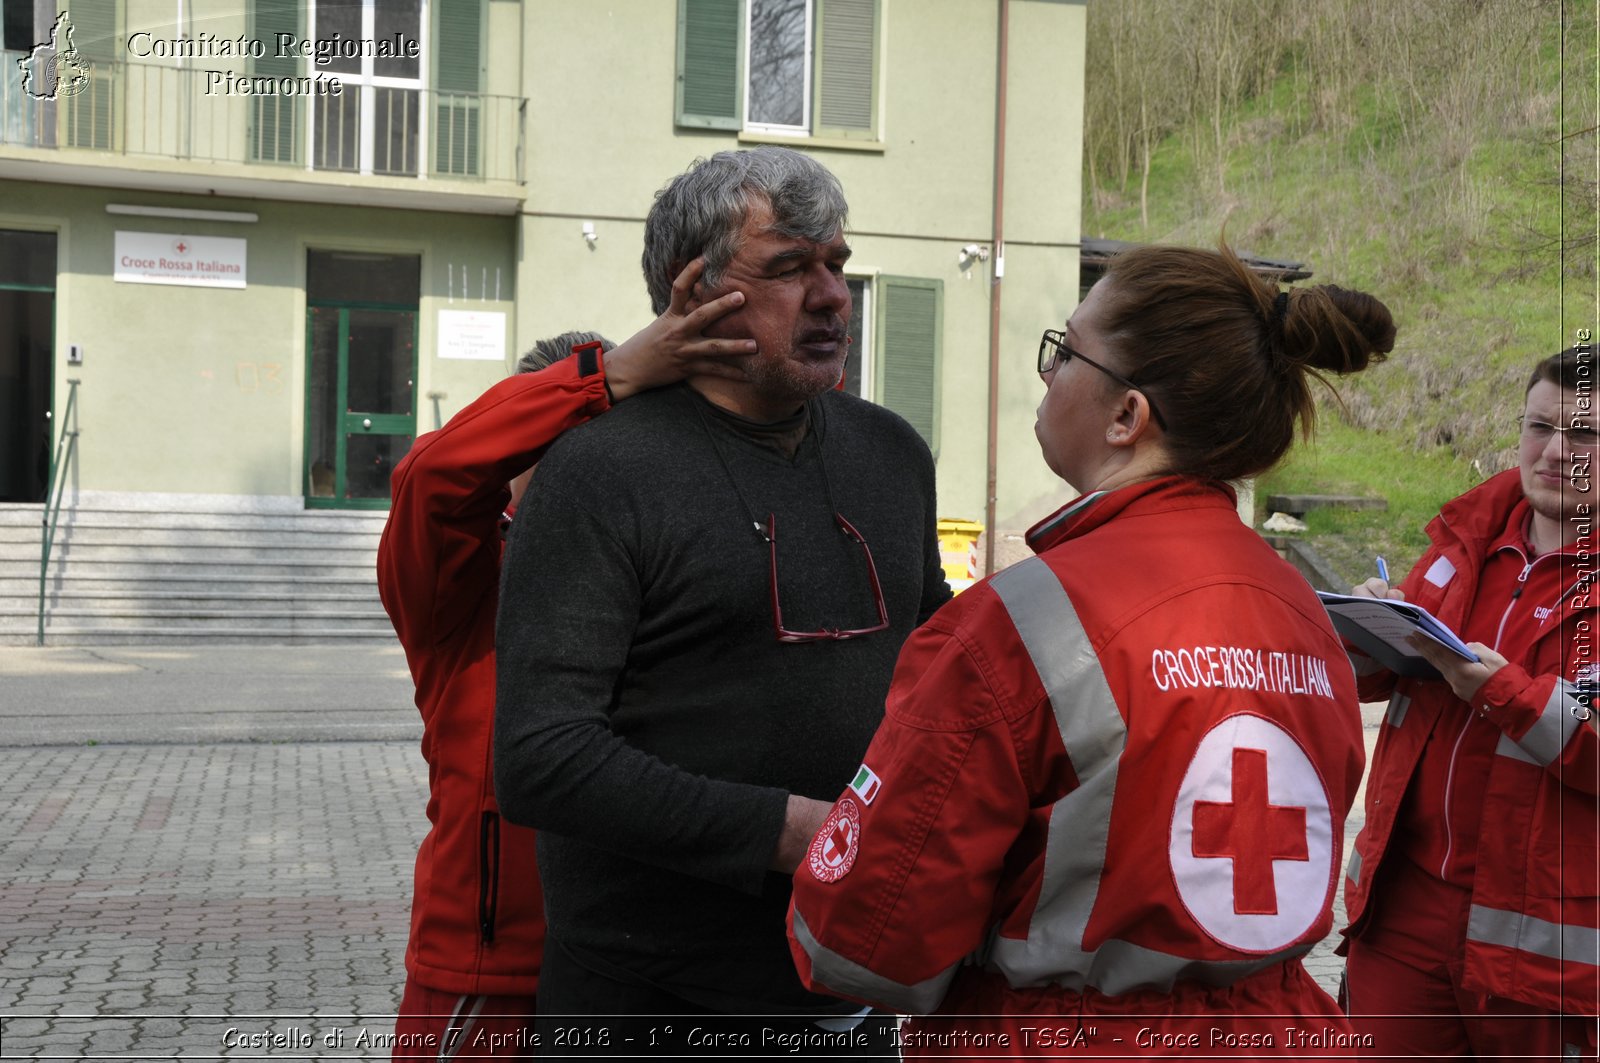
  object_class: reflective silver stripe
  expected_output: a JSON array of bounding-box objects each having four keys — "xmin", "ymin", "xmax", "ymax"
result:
[
  {"xmin": 1495, "ymin": 732, "xmax": 1541, "ymax": 765},
  {"xmin": 984, "ymin": 559, "xmax": 1305, "ymax": 994},
  {"xmin": 1512, "ymin": 680, "xmax": 1587, "ymax": 767},
  {"xmin": 438, "ymin": 994, "xmax": 486, "ymax": 1062},
  {"xmin": 1346, "ymin": 846, "xmax": 1363, "ymax": 889},
  {"xmin": 1467, "ymin": 904, "xmax": 1600, "ymax": 966},
  {"xmin": 1012, "ymin": 933, "xmax": 1306, "ymax": 996},
  {"xmin": 1386, "ymin": 691, "xmax": 1410, "ymax": 728},
  {"xmin": 790, "ymin": 909, "xmax": 957, "ymax": 1015},
  {"xmin": 987, "ymin": 557, "xmax": 1125, "ymax": 988}
]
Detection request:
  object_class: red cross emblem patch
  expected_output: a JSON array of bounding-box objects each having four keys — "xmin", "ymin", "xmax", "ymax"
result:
[
  {"xmin": 807, "ymin": 798, "xmax": 861, "ymax": 884},
  {"xmin": 1168, "ymin": 713, "xmax": 1333, "ymax": 953}
]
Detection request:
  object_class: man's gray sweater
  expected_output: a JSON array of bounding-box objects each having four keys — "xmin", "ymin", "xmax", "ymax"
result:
[{"xmin": 494, "ymin": 383, "xmax": 950, "ymax": 1014}]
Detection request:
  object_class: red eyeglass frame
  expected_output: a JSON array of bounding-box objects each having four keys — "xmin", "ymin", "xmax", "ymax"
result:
[{"xmin": 758, "ymin": 512, "xmax": 890, "ymax": 643}]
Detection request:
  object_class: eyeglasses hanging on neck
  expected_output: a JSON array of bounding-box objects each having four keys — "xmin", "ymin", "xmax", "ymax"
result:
[
  {"xmin": 692, "ymin": 392, "xmax": 891, "ymax": 644},
  {"xmin": 756, "ymin": 511, "xmax": 890, "ymax": 643}
]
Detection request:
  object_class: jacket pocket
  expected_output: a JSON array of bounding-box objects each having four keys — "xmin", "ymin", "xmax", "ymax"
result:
[
  {"xmin": 479, "ymin": 810, "xmax": 500, "ymax": 943},
  {"xmin": 1526, "ymin": 783, "xmax": 1597, "ymax": 900}
]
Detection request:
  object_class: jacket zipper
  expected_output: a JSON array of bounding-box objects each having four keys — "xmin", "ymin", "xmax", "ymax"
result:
[
  {"xmin": 1439, "ymin": 556, "xmax": 1532, "ymax": 879},
  {"xmin": 479, "ymin": 810, "xmax": 500, "ymax": 943}
]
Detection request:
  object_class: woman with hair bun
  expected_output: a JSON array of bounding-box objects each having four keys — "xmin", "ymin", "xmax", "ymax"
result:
[{"xmin": 788, "ymin": 243, "xmax": 1395, "ymax": 1055}]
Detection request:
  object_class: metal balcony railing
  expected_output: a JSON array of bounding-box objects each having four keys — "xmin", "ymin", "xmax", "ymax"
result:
[{"xmin": 1, "ymin": 51, "xmax": 525, "ymax": 185}]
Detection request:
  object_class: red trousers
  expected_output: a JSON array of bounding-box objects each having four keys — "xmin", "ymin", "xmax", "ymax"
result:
[
  {"xmin": 1344, "ymin": 858, "xmax": 1597, "ymax": 1061},
  {"xmin": 393, "ymin": 978, "xmax": 538, "ymax": 1060},
  {"xmin": 900, "ymin": 960, "xmax": 1356, "ymax": 1058}
]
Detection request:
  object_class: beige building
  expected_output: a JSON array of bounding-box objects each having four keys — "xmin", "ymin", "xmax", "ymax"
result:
[{"xmin": 0, "ymin": 0, "xmax": 1087, "ymax": 641}]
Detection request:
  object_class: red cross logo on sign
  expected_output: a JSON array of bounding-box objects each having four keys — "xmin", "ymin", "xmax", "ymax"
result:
[
  {"xmin": 1169, "ymin": 713, "xmax": 1333, "ymax": 953},
  {"xmin": 174, "ymin": 241, "xmax": 188, "ymax": 254},
  {"xmin": 1191, "ymin": 748, "xmax": 1309, "ymax": 915},
  {"xmin": 807, "ymin": 798, "xmax": 861, "ymax": 884}
]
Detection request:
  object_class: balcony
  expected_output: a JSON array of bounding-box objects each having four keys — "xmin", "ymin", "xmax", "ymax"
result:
[{"xmin": 0, "ymin": 52, "xmax": 526, "ymax": 214}]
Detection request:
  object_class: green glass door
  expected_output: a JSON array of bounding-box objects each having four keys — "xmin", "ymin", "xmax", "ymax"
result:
[
  {"xmin": 303, "ymin": 249, "xmax": 420, "ymax": 508},
  {"xmin": 305, "ymin": 303, "xmax": 417, "ymax": 508}
]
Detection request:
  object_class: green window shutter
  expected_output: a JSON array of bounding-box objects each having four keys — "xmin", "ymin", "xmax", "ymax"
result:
[
  {"xmin": 875, "ymin": 275, "xmax": 943, "ymax": 455},
  {"xmin": 64, "ymin": 69, "xmax": 114, "ymax": 149},
  {"xmin": 249, "ymin": 0, "xmax": 300, "ymax": 163},
  {"xmin": 813, "ymin": 0, "xmax": 876, "ymax": 139},
  {"xmin": 61, "ymin": 0, "xmax": 117, "ymax": 150},
  {"xmin": 251, "ymin": 0, "xmax": 298, "ymax": 75},
  {"xmin": 676, "ymin": 0, "xmax": 742, "ymax": 129},
  {"xmin": 433, "ymin": 0, "xmax": 484, "ymax": 176},
  {"xmin": 434, "ymin": 0, "xmax": 483, "ymax": 93},
  {"xmin": 66, "ymin": 0, "xmax": 118, "ymax": 60},
  {"xmin": 433, "ymin": 96, "xmax": 480, "ymax": 176}
]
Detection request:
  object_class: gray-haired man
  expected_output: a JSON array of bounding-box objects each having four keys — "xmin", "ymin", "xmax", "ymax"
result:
[{"xmin": 494, "ymin": 147, "xmax": 950, "ymax": 1052}]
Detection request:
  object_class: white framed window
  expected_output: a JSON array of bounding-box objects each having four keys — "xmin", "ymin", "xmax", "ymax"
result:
[
  {"xmin": 745, "ymin": 0, "xmax": 811, "ymax": 135},
  {"xmin": 677, "ymin": 0, "xmax": 878, "ymax": 141},
  {"xmin": 306, "ymin": 0, "xmax": 429, "ymax": 176},
  {"xmin": 840, "ymin": 275, "xmax": 872, "ymax": 398}
]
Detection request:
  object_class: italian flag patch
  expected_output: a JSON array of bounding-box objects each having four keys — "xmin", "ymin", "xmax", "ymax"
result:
[{"xmin": 849, "ymin": 764, "xmax": 882, "ymax": 805}]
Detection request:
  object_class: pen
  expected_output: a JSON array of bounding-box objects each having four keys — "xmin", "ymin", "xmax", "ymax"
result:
[{"xmin": 1376, "ymin": 556, "xmax": 1389, "ymax": 583}]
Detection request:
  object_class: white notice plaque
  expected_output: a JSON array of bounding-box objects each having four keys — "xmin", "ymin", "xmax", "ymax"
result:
[
  {"xmin": 114, "ymin": 231, "xmax": 247, "ymax": 289},
  {"xmin": 438, "ymin": 310, "xmax": 507, "ymax": 362}
]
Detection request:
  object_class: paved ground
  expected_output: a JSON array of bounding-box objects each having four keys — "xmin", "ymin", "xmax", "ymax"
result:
[
  {"xmin": 2, "ymin": 647, "xmax": 425, "ymax": 1058},
  {"xmin": 0, "ymin": 646, "xmax": 418, "ymax": 746},
  {"xmin": 0, "ymin": 645, "xmax": 1378, "ymax": 1059}
]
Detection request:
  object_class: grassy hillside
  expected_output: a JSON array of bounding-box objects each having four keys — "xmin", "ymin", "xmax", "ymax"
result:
[{"xmin": 1082, "ymin": 0, "xmax": 1597, "ymax": 584}]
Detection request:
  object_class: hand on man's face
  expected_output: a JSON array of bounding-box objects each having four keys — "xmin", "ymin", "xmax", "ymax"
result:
[{"xmin": 688, "ymin": 201, "xmax": 853, "ymax": 410}]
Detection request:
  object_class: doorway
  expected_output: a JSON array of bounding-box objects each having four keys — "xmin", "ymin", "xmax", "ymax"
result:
[
  {"xmin": 0, "ymin": 229, "xmax": 56, "ymax": 504},
  {"xmin": 304, "ymin": 250, "xmax": 419, "ymax": 508}
]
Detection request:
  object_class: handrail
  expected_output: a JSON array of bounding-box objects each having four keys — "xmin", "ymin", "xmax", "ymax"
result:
[{"xmin": 37, "ymin": 379, "xmax": 81, "ymax": 646}]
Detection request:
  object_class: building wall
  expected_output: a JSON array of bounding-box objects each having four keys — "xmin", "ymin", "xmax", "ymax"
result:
[
  {"xmin": 1, "ymin": 0, "xmax": 1088, "ymax": 550},
  {"xmin": 517, "ymin": 0, "xmax": 1087, "ymax": 540},
  {"xmin": 0, "ymin": 180, "xmax": 515, "ymax": 499}
]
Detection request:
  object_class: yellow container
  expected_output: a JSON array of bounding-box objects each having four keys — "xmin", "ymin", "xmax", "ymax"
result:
[{"xmin": 936, "ymin": 518, "xmax": 985, "ymax": 590}]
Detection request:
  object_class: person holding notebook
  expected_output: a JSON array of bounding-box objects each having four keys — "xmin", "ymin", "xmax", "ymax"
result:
[{"xmin": 1339, "ymin": 342, "xmax": 1599, "ymax": 1060}]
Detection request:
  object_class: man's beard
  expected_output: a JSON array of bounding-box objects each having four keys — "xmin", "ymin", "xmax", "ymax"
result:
[
  {"xmin": 741, "ymin": 340, "xmax": 848, "ymax": 411},
  {"xmin": 742, "ymin": 356, "xmax": 839, "ymax": 408}
]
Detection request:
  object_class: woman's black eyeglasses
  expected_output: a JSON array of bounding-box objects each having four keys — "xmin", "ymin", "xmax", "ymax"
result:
[{"xmin": 1037, "ymin": 329, "xmax": 1167, "ymax": 431}]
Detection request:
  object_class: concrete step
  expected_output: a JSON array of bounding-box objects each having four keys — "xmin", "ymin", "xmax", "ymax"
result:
[
  {"xmin": 11, "ymin": 559, "xmax": 377, "ymax": 582},
  {"xmin": 0, "ymin": 628, "xmax": 401, "ymax": 647},
  {"xmin": 9, "ymin": 526, "xmax": 385, "ymax": 550},
  {"xmin": 1, "ymin": 541, "xmax": 378, "ymax": 565},
  {"xmin": 14, "ymin": 498, "xmax": 394, "ymax": 646},
  {"xmin": 0, "ymin": 512, "xmax": 385, "ymax": 534},
  {"xmin": 1, "ymin": 575, "xmax": 378, "ymax": 596},
  {"xmin": 1, "ymin": 592, "xmax": 383, "ymax": 613},
  {"xmin": 1264, "ymin": 494, "xmax": 1388, "ymax": 518},
  {"xmin": 4, "ymin": 609, "xmax": 392, "ymax": 630}
]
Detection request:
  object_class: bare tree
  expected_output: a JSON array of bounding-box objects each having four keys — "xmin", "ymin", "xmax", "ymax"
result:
[{"xmin": 748, "ymin": 0, "xmax": 807, "ymax": 127}]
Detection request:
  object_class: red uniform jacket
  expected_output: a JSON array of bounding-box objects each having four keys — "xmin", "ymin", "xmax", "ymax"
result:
[
  {"xmin": 1342, "ymin": 469, "xmax": 1600, "ymax": 1014},
  {"xmin": 789, "ymin": 478, "xmax": 1365, "ymax": 1034},
  {"xmin": 378, "ymin": 353, "xmax": 610, "ymax": 995}
]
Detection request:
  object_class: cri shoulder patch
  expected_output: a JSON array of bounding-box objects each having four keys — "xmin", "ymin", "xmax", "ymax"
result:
[{"xmin": 807, "ymin": 798, "xmax": 861, "ymax": 884}]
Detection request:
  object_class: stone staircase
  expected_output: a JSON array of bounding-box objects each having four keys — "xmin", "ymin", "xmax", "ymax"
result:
[{"xmin": 0, "ymin": 499, "xmax": 397, "ymax": 646}]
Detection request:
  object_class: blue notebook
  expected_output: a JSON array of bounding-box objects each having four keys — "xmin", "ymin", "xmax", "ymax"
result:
[{"xmin": 1317, "ymin": 591, "xmax": 1479, "ymax": 680}]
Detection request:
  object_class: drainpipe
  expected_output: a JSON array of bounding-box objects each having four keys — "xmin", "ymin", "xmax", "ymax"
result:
[{"xmin": 984, "ymin": 0, "xmax": 1010, "ymax": 577}]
